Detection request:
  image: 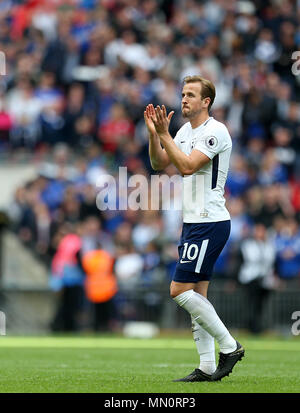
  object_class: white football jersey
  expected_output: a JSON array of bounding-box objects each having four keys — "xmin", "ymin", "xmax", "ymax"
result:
[{"xmin": 173, "ymin": 117, "xmax": 232, "ymax": 223}]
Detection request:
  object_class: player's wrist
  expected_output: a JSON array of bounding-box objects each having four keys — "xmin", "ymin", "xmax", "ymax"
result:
[
  {"xmin": 148, "ymin": 131, "xmax": 158, "ymax": 140},
  {"xmin": 158, "ymin": 131, "xmax": 171, "ymax": 141}
]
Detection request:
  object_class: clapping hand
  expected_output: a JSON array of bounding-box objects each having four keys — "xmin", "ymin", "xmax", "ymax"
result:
[
  {"xmin": 144, "ymin": 104, "xmax": 174, "ymax": 137},
  {"xmin": 144, "ymin": 104, "xmax": 157, "ymax": 136}
]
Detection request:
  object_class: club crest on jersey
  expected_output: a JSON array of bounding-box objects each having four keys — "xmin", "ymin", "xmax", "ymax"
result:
[{"xmin": 205, "ymin": 136, "xmax": 218, "ymax": 149}]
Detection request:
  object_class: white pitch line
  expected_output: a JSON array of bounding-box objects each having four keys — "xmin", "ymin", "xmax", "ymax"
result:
[{"xmin": 0, "ymin": 337, "xmax": 299, "ymax": 351}]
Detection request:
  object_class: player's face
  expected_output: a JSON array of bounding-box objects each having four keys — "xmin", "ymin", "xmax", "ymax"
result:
[{"xmin": 181, "ymin": 83, "xmax": 209, "ymax": 118}]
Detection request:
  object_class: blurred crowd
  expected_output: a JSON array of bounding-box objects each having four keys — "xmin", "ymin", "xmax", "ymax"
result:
[{"xmin": 1, "ymin": 0, "xmax": 300, "ymax": 330}]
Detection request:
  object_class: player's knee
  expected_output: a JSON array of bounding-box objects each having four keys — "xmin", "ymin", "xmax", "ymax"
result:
[
  {"xmin": 170, "ymin": 284, "xmax": 188, "ymax": 299},
  {"xmin": 169, "ymin": 287, "xmax": 176, "ymax": 299},
  {"xmin": 170, "ymin": 284, "xmax": 180, "ymax": 299}
]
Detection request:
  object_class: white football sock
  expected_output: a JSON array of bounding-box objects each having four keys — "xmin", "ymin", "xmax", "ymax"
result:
[
  {"xmin": 174, "ymin": 289, "xmax": 237, "ymax": 354},
  {"xmin": 191, "ymin": 316, "xmax": 216, "ymax": 374}
]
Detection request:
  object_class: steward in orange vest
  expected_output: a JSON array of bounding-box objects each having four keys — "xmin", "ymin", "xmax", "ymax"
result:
[{"xmin": 82, "ymin": 249, "xmax": 118, "ymax": 303}]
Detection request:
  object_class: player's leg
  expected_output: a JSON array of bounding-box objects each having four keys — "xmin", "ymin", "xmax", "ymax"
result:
[
  {"xmin": 171, "ymin": 281, "xmax": 237, "ymax": 354},
  {"xmin": 169, "ymin": 280, "xmax": 208, "ymax": 297},
  {"xmin": 172, "ymin": 284, "xmax": 244, "ymax": 380},
  {"xmin": 172, "ymin": 280, "xmax": 215, "ymax": 382},
  {"xmin": 174, "ymin": 281, "xmax": 216, "ymax": 375},
  {"xmin": 194, "ymin": 280, "xmax": 209, "ymax": 298},
  {"xmin": 193, "ymin": 281, "xmax": 216, "ymax": 375},
  {"xmin": 172, "ymin": 221, "xmax": 244, "ymax": 381},
  {"xmin": 172, "ymin": 279, "xmax": 243, "ymax": 382}
]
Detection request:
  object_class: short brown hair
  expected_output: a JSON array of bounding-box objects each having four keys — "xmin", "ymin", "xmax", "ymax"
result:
[{"xmin": 183, "ymin": 75, "xmax": 216, "ymax": 111}]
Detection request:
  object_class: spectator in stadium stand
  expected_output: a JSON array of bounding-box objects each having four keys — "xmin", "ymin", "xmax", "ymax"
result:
[
  {"xmin": 79, "ymin": 182, "xmax": 103, "ymax": 222},
  {"xmin": 37, "ymin": 71, "xmax": 66, "ymax": 146},
  {"xmin": 80, "ymin": 215, "xmax": 114, "ymax": 255},
  {"xmin": 244, "ymin": 186, "xmax": 264, "ymax": 224},
  {"xmin": 12, "ymin": 179, "xmax": 47, "ymax": 247},
  {"xmin": 213, "ymin": 238, "xmax": 232, "ymax": 280},
  {"xmin": 226, "ymin": 197, "xmax": 251, "ymax": 245},
  {"xmin": 238, "ymin": 223, "xmax": 277, "ymax": 334},
  {"xmin": 258, "ymin": 148, "xmax": 289, "ymax": 186},
  {"xmin": 98, "ymin": 103, "xmax": 135, "ymax": 154},
  {"xmin": 31, "ymin": 201, "xmax": 52, "ymax": 257},
  {"xmin": 6, "ymin": 77, "xmax": 43, "ymax": 148},
  {"xmin": 241, "ymin": 86, "xmax": 277, "ymax": 142},
  {"xmin": 254, "ymin": 184, "xmax": 293, "ymax": 228},
  {"xmin": 62, "ymin": 82, "xmax": 87, "ymax": 146},
  {"xmin": 49, "ymin": 226, "xmax": 85, "ymax": 332},
  {"xmin": 272, "ymin": 126, "xmax": 297, "ymax": 178},
  {"xmin": 244, "ymin": 136, "xmax": 265, "ymax": 172},
  {"xmin": 226, "ymin": 154, "xmax": 253, "ymax": 197},
  {"xmin": 290, "ymin": 181, "xmax": 300, "ymax": 222},
  {"xmin": 274, "ymin": 217, "xmax": 300, "ymax": 281},
  {"xmin": 132, "ymin": 210, "xmax": 162, "ymax": 253},
  {"xmin": 0, "ymin": 88, "xmax": 12, "ymax": 148}
]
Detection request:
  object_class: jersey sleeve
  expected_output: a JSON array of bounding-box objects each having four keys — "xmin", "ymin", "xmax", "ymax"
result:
[
  {"xmin": 173, "ymin": 128, "xmax": 183, "ymax": 148},
  {"xmin": 193, "ymin": 125, "xmax": 231, "ymax": 159}
]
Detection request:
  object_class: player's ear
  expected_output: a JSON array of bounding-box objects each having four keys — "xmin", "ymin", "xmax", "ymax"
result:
[{"xmin": 203, "ymin": 97, "xmax": 211, "ymax": 108}]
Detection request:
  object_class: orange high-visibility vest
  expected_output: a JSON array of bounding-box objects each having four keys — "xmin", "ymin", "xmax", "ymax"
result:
[{"xmin": 82, "ymin": 250, "xmax": 118, "ymax": 303}]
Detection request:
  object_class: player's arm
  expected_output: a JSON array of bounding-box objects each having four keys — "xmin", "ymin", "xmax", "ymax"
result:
[
  {"xmin": 151, "ymin": 105, "xmax": 211, "ymax": 175},
  {"xmin": 144, "ymin": 104, "xmax": 172, "ymax": 171},
  {"xmin": 160, "ymin": 141, "xmax": 210, "ymax": 175},
  {"xmin": 148, "ymin": 133, "xmax": 170, "ymax": 171}
]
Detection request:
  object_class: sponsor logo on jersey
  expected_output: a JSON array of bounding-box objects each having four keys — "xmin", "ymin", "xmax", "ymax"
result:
[{"xmin": 205, "ymin": 135, "xmax": 218, "ymax": 149}]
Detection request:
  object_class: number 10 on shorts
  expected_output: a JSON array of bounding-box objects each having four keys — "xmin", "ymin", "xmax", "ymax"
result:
[{"xmin": 180, "ymin": 240, "xmax": 209, "ymax": 273}]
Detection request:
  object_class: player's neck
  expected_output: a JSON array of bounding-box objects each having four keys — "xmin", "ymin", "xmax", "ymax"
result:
[{"xmin": 189, "ymin": 112, "xmax": 210, "ymax": 129}]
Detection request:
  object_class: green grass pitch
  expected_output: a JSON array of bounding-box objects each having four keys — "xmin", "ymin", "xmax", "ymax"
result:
[{"xmin": 0, "ymin": 335, "xmax": 299, "ymax": 393}]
